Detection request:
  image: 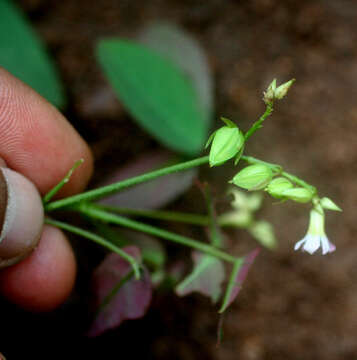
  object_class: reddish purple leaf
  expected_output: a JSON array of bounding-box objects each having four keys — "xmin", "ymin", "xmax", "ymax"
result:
[
  {"xmin": 219, "ymin": 248, "xmax": 260, "ymax": 313},
  {"xmin": 87, "ymin": 246, "xmax": 152, "ymax": 337},
  {"xmin": 98, "ymin": 150, "xmax": 196, "ymax": 209}
]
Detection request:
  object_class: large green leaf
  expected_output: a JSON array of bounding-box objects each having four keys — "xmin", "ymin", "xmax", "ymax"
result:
[
  {"xmin": 0, "ymin": 0, "xmax": 65, "ymax": 108},
  {"xmin": 96, "ymin": 39, "xmax": 208, "ymax": 156}
]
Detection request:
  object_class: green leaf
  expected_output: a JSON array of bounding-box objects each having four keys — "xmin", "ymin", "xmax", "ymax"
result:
[
  {"xmin": 176, "ymin": 252, "xmax": 225, "ymax": 303},
  {"xmin": 0, "ymin": 0, "xmax": 66, "ymax": 108},
  {"xmin": 96, "ymin": 39, "xmax": 208, "ymax": 156},
  {"xmin": 138, "ymin": 22, "xmax": 214, "ymax": 126}
]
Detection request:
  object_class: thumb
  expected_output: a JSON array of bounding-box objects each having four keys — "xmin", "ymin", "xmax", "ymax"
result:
[{"xmin": 0, "ymin": 165, "xmax": 43, "ymax": 267}]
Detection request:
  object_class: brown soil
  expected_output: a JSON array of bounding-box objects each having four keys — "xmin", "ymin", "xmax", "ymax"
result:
[{"xmin": 2, "ymin": 0, "xmax": 357, "ymax": 359}]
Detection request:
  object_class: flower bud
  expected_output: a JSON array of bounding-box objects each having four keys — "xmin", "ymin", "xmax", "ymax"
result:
[
  {"xmin": 281, "ymin": 187, "xmax": 314, "ymax": 203},
  {"xmin": 263, "ymin": 78, "xmax": 295, "ymax": 104},
  {"xmin": 320, "ymin": 197, "xmax": 342, "ymax": 212},
  {"xmin": 207, "ymin": 121, "xmax": 245, "ymax": 167},
  {"xmin": 263, "ymin": 79, "xmax": 276, "ymax": 104},
  {"xmin": 274, "ymin": 79, "xmax": 295, "ymax": 100},
  {"xmin": 266, "ymin": 177, "xmax": 293, "ymax": 199},
  {"xmin": 231, "ymin": 164, "xmax": 272, "ymax": 191}
]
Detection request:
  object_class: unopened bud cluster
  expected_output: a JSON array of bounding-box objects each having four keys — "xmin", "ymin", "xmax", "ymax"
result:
[
  {"xmin": 263, "ymin": 79, "xmax": 295, "ymax": 104},
  {"xmin": 230, "ymin": 165, "xmax": 315, "ymax": 204}
]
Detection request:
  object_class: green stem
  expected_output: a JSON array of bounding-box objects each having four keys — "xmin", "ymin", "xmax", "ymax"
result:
[
  {"xmin": 97, "ymin": 270, "xmax": 134, "ymax": 314},
  {"xmin": 219, "ymin": 258, "xmax": 244, "ymax": 313},
  {"xmin": 45, "ymin": 156, "xmax": 209, "ymax": 212},
  {"xmin": 203, "ymin": 185, "xmax": 222, "ymax": 247},
  {"xmin": 92, "ymin": 205, "xmax": 248, "ymax": 229},
  {"xmin": 244, "ymin": 103, "xmax": 273, "ymax": 141},
  {"xmin": 241, "ymin": 155, "xmax": 281, "ymax": 173},
  {"xmin": 43, "ymin": 159, "xmax": 84, "ymax": 204},
  {"xmin": 77, "ymin": 203, "xmax": 238, "ymax": 264},
  {"xmin": 96, "ymin": 205, "xmax": 210, "ymax": 226},
  {"xmin": 45, "ymin": 218, "xmax": 140, "ymax": 279}
]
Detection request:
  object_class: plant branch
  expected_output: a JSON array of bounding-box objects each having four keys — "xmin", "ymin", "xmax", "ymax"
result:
[
  {"xmin": 45, "ymin": 156, "xmax": 209, "ymax": 212},
  {"xmin": 45, "ymin": 217, "xmax": 140, "ymax": 279},
  {"xmin": 244, "ymin": 102, "xmax": 273, "ymax": 141},
  {"xmin": 96, "ymin": 204, "xmax": 210, "ymax": 226},
  {"xmin": 76, "ymin": 203, "xmax": 238, "ymax": 264}
]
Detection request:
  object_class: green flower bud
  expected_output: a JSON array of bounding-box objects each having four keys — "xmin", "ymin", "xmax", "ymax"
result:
[
  {"xmin": 274, "ymin": 79, "xmax": 295, "ymax": 100},
  {"xmin": 207, "ymin": 123, "xmax": 245, "ymax": 167},
  {"xmin": 266, "ymin": 177, "xmax": 293, "ymax": 199},
  {"xmin": 231, "ymin": 164, "xmax": 273, "ymax": 191},
  {"xmin": 320, "ymin": 197, "xmax": 342, "ymax": 212},
  {"xmin": 281, "ymin": 187, "xmax": 314, "ymax": 203}
]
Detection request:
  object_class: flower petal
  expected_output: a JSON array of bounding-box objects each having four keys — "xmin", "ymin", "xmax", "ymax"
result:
[
  {"xmin": 302, "ymin": 235, "xmax": 320, "ymax": 254},
  {"xmin": 320, "ymin": 236, "xmax": 330, "ymax": 255},
  {"xmin": 294, "ymin": 238, "xmax": 306, "ymax": 251},
  {"xmin": 328, "ymin": 241, "xmax": 336, "ymax": 253}
]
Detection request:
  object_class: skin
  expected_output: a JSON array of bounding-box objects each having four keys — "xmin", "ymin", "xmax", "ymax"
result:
[{"xmin": 0, "ymin": 67, "xmax": 93, "ymax": 311}]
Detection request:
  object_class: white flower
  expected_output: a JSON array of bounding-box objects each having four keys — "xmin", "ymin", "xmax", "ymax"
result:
[{"xmin": 294, "ymin": 209, "xmax": 335, "ymax": 255}]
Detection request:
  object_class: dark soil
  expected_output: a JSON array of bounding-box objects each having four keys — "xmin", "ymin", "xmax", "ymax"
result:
[{"xmin": 2, "ymin": 0, "xmax": 357, "ymax": 359}]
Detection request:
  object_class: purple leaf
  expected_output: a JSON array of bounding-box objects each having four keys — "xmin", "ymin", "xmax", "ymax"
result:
[
  {"xmin": 87, "ymin": 246, "xmax": 152, "ymax": 337},
  {"xmin": 98, "ymin": 151, "xmax": 196, "ymax": 209},
  {"xmin": 175, "ymin": 251, "xmax": 225, "ymax": 303},
  {"xmin": 219, "ymin": 248, "xmax": 260, "ymax": 313}
]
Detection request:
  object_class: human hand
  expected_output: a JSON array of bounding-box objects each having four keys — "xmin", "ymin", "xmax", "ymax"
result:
[{"xmin": 0, "ymin": 68, "xmax": 93, "ymax": 311}]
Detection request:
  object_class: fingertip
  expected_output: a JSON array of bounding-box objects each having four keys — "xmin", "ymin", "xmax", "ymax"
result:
[
  {"xmin": 0, "ymin": 225, "xmax": 76, "ymax": 312},
  {"xmin": 0, "ymin": 67, "xmax": 94, "ymax": 196}
]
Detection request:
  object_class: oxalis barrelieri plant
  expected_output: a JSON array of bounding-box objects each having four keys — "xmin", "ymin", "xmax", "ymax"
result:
[{"xmin": 39, "ymin": 78, "xmax": 341, "ymax": 335}]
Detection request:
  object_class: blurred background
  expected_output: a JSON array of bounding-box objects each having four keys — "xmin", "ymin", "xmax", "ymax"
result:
[{"xmin": 1, "ymin": 0, "xmax": 356, "ymax": 359}]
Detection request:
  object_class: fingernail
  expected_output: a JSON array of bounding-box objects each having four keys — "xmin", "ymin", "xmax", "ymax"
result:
[{"xmin": 0, "ymin": 168, "xmax": 44, "ymax": 268}]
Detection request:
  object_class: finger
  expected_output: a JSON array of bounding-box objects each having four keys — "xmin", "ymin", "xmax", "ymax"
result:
[
  {"xmin": 0, "ymin": 67, "xmax": 93, "ymax": 196},
  {"xmin": 0, "ymin": 225, "xmax": 76, "ymax": 312},
  {"xmin": 0, "ymin": 68, "xmax": 92, "ymax": 310}
]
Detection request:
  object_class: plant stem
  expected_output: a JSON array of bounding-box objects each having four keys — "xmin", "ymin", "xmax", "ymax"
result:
[
  {"xmin": 92, "ymin": 205, "xmax": 249, "ymax": 230},
  {"xmin": 218, "ymin": 258, "xmax": 243, "ymax": 313},
  {"xmin": 45, "ymin": 156, "xmax": 209, "ymax": 212},
  {"xmin": 244, "ymin": 103, "xmax": 273, "ymax": 141},
  {"xmin": 202, "ymin": 185, "xmax": 223, "ymax": 247},
  {"xmin": 77, "ymin": 203, "xmax": 238, "ymax": 264},
  {"xmin": 45, "ymin": 218, "xmax": 140, "ymax": 279},
  {"xmin": 96, "ymin": 205, "xmax": 210, "ymax": 226},
  {"xmin": 43, "ymin": 159, "xmax": 84, "ymax": 204},
  {"xmin": 97, "ymin": 270, "xmax": 134, "ymax": 314}
]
